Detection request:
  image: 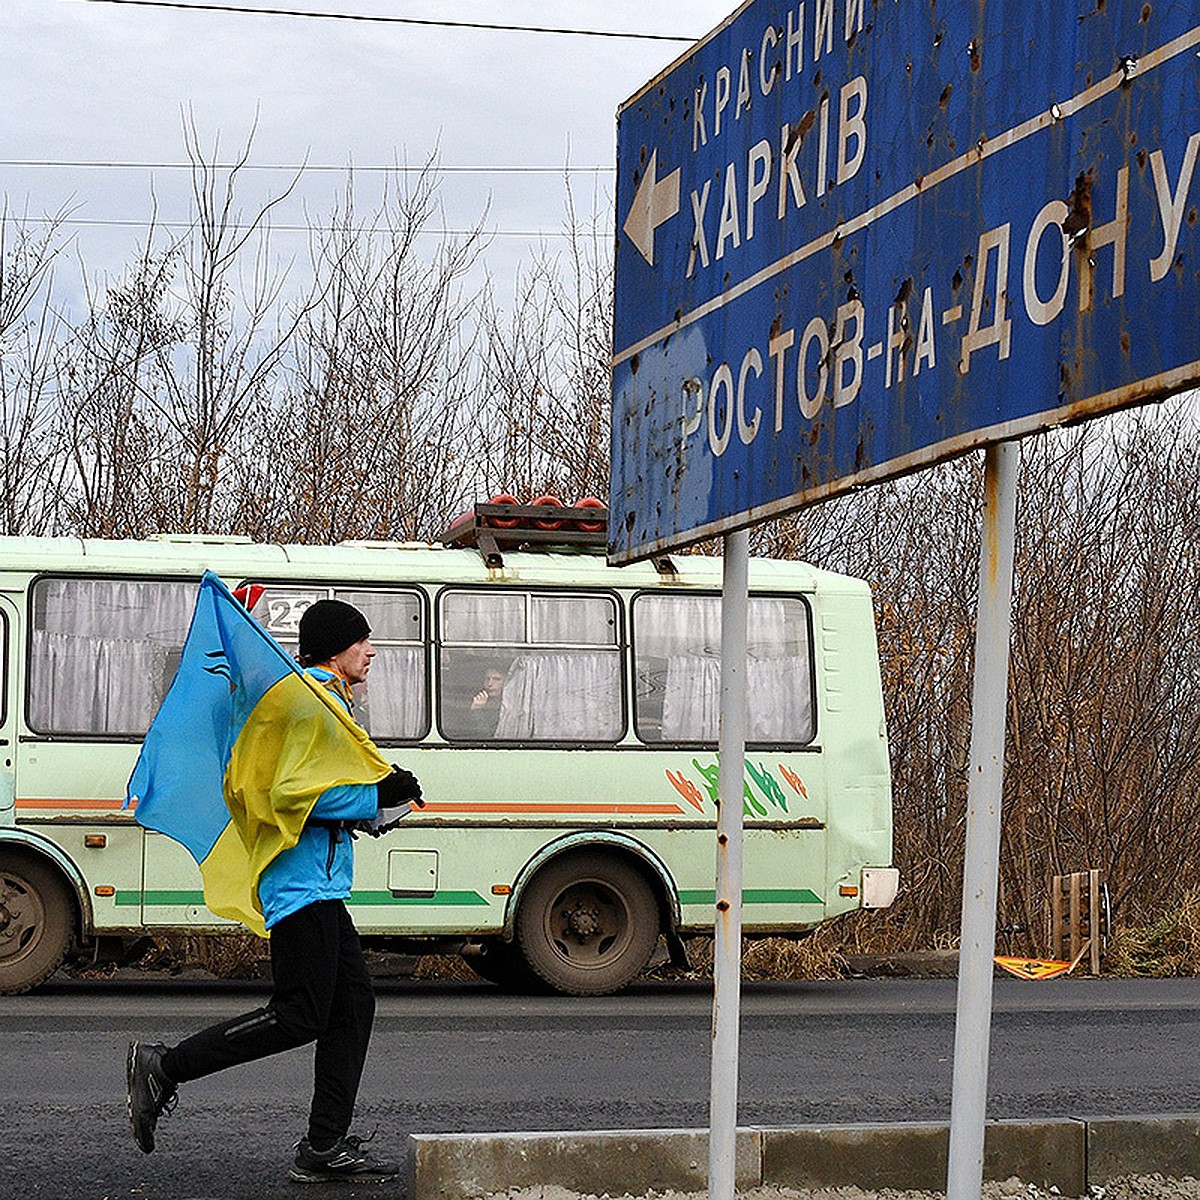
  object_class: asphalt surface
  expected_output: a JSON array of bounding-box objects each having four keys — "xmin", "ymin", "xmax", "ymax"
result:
[{"xmin": 4, "ymin": 975, "xmax": 1200, "ymax": 1199}]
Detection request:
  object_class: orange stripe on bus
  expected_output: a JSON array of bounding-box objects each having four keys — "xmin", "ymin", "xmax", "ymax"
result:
[
  {"xmin": 420, "ymin": 801, "xmax": 684, "ymax": 815},
  {"xmin": 16, "ymin": 798, "xmax": 130, "ymax": 810},
  {"xmin": 18, "ymin": 798, "xmax": 683, "ymax": 815}
]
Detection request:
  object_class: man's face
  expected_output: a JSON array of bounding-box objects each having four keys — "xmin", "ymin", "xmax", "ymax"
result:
[
  {"xmin": 330, "ymin": 637, "xmax": 376, "ymax": 685},
  {"xmin": 483, "ymin": 669, "xmax": 505, "ymax": 698}
]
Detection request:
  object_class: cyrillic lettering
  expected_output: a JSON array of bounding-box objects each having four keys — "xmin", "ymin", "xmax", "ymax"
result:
[
  {"xmin": 785, "ymin": 4, "xmax": 805, "ymax": 81},
  {"xmin": 715, "ymin": 163, "xmax": 742, "ymax": 259},
  {"xmin": 737, "ymin": 348, "xmax": 763, "ymax": 444},
  {"xmin": 816, "ymin": 95, "xmax": 830, "ymax": 197},
  {"xmin": 693, "ymin": 81, "xmax": 708, "ymax": 152},
  {"xmin": 714, "ymin": 66, "xmax": 732, "ymax": 138},
  {"xmin": 913, "ymin": 287, "xmax": 936, "ymax": 376},
  {"xmin": 837, "ymin": 76, "xmax": 867, "ymax": 186},
  {"xmin": 797, "ymin": 315, "xmax": 829, "ymax": 419},
  {"xmin": 885, "ymin": 300, "xmax": 907, "ymax": 388},
  {"xmin": 736, "ymin": 49, "xmax": 753, "ymax": 120},
  {"xmin": 708, "ymin": 363, "xmax": 735, "ymax": 457},
  {"xmin": 686, "ymin": 180, "xmax": 712, "ymax": 277},
  {"xmin": 813, "ymin": 0, "xmax": 835, "ymax": 61},
  {"xmin": 778, "ymin": 122, "xmax": 808, "ymax": 219},
  {"xmin": 769, "ymin": 328, "xmax": 795, "ymax": 432},
  {"xmin": 680, "ymin": 379, "xmax": 704, "ymax": 452},
  {"xmin": 760, "ymin": 25, "xmax": 779, "ymax": 96},
  {"xmin": 1084, "ymin": 166, "xmax": 1128, "ymax": 306},
  {"xmin": 1023, "ymin": 200, "xmax": 1069, "ymax": 327},
  {"xmin": 832, "ymin": 300, "xmax": 865, "ymax": 407},
  {"xmin": 1149, "ymin": 132, "xmax": 1197, "ymax": 283},
  {"xmin": 960, "ymin": 223, "xmax": 1013, "ymax": 373},
  {"xmin": 746, "ymin": 139, "xmax": 772, "ymax": 241},
  {"xmin": 844, "ymin": 0, "xmax": 864, "ymax": 41}
]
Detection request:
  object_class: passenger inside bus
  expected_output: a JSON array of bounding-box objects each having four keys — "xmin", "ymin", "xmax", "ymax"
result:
[{"xmin": 464, "ymin": 664, "xmax": 506, "ymax": 738}]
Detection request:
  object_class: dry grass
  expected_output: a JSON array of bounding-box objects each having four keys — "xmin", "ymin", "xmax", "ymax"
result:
[
  {"xmin": 91, "ymin": 895, "xmax": 1200, "ymax": 985},
  {"xmin": 1105, "ymin": 889, "xmax": 1200, "ymax": 977},
  {"xmin": 127, "ymin": 932, "xmax": 271, "ymax": 979}
]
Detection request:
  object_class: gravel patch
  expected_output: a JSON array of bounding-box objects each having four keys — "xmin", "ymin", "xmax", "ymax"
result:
[{"xmin": 482, "ymin": 1176, "xmax": 1200, "ymax": 1200}]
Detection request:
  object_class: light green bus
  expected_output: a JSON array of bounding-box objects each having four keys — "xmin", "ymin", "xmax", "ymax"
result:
[{"xmin": 0, "ymin": 522, "xmax": 897, "ymax": 995}]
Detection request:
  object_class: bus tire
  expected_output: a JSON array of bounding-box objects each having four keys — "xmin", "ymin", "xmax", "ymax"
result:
[
  {"xmin": 0, "ymin": 850, "xmax": 75, "ymax": 995},
  {"xmin": 516, "ymin": 852, "xmax": 659, "ymax": 996}
]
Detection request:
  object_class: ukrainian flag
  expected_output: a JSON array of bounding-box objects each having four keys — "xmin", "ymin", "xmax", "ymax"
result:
[{"xmin": 126, "ymin": 571, "xmax": 390, "ymax": 936}]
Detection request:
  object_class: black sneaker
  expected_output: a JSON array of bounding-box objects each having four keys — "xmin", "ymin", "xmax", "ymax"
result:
[
  {"xmin": 126, "ymin": 1040, "xmax": 177, "ymax": 1154},
  {"xmin": 289, "ymin": 1134, "xmax": 399, "ymax": 1183}
]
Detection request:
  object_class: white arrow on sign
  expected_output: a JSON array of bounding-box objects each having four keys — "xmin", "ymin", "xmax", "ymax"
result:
[{"xmin": 622, "ymin": 149, "xmax": 681, "ymax": 266}]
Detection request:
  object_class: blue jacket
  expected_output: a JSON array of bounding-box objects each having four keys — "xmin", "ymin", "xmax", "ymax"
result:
[{"xmin": 257, "ymin": 667, "xmax": 378, "ymax": 929}]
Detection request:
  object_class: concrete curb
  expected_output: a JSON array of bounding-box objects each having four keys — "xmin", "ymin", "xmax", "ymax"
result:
[{"xmin": 408, "ymin": 1115, "xmax": 1200, "ymax": 1199}]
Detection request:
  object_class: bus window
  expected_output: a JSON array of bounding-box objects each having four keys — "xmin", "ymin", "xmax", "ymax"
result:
[
  {"xmin": 246, "ymin": 585, "xmax": 427, "ymax": 742},
  {"xmin": 439, "ymin": 589, "xmax": 623, "ymax": 742},
  {"xmin": 632, "ymin": 593, "xmax": 816, "ymax": 745},
  {"xmin": 28, "ymin": 578, "xmax": 196, "ymax": 736}
]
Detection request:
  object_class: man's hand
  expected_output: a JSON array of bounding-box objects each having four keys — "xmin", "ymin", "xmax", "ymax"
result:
[
  {"xmin": 362, "ymin": 765, "xmax": 425, "ymax": 837},
  {"xmin": 377, "ymin": 765, "xmax": 423, "ymax": 808}
]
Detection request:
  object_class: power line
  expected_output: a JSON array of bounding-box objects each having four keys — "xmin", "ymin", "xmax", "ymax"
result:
[
  {"xmin": 21, "ymin": 214, "xmax": 603, "ymax": 238},
  {"xmin": 80, "ymin": 0, "xmax": 697, "ymax": 41},
  {"xmin": 0, "ymin": 159, "xmax": 614, "ymax": 175}
]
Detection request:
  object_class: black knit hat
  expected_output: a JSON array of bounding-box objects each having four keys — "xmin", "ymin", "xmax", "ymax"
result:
[{"xmin": 298, "ymin": 599, "xmax": 371, "ymax": 665}]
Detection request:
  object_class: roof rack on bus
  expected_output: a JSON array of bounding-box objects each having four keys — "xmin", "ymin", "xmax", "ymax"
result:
[{"xmin": 439, "ymin": 496, "xmax": 608, "ymax": 567}]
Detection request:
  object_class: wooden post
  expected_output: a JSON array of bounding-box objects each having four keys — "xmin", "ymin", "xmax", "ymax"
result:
[
  {"xmin": 1049, "ymin": 870, "xmax": 1103, "ymax": 975},
  {"xmin": 1051, "ymin": 874, "xmax": 1064, "ymax": 961}
]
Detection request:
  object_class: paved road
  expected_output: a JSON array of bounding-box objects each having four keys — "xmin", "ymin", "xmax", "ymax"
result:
[{"xmin": 4, "ymin": 975, "xmax": 1200, "ymax": 1199}]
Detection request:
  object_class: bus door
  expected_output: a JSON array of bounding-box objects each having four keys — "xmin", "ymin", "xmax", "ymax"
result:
[{"xmin": 0, "ymin": 596, "xmax": 17, "ymax": 823}]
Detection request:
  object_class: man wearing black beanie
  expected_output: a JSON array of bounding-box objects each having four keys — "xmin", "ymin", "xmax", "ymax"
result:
[{"xmin": 127, "ymin": 597, "xmax": 422, "ymax": 1183}]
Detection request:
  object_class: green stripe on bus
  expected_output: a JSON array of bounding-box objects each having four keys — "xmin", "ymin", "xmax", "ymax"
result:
[
  {"xmin": 350, "ymin": 890, "xmax": 490, "ymax": 907},
  {"xmin": 677, "ymin": 888, "xmax": 822, "ymax": 905},
  {"xmin": 116, "ymin": 890, "xmax": 202, "ymax": 906},
  {"xmin": 118, "ymin": 889, "xmax": 489, "ymax": 908}
]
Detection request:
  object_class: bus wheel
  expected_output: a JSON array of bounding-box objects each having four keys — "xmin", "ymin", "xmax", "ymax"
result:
[
  {"xmin": 516, "ymin": 853, "xmax": 659, "ymax": 996},
  {"xmin": 0, "ymin": 852, "xmax": 74, "ymax": 995}
]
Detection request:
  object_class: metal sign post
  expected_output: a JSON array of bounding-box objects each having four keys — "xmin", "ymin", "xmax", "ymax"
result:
[
  {"xmin": 708, "ymin": 529, "xmax": 749, "ymax": 1200},
  {"xmin": 611, "ymin": 7, "xmax": 1198, "ymax": 1196},
  {"xmin": 947, "ymin": 442, "xmax": 1019, "ymax": 1200}
]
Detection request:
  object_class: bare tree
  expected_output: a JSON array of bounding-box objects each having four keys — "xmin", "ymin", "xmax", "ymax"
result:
[
  {"xmin": 59, "ymin": 224, "xmax": 182, "ymax": 536},
  {"xmin": 0, "ymin": 202, "xmax": 72, "ymax": 533},
  {"xmin": 265, "ymin": 157, "xmax": 489, "ymax": 543},
  {"xmin": 477, "ymin": 179, "xmax": 613, "ymax": 502}
]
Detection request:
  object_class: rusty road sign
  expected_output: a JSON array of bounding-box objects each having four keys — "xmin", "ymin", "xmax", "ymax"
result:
[{"xmin": 609, "ymin": 0, "xmax": 1200, "ymax": 563}]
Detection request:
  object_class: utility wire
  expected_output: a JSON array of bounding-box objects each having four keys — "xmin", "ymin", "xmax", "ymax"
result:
[
  {"xmin": 0, "ymin": 159, "xmax": 614, "ymax": 174},
  {"xmin": 80, "ymin": 0, "xmax": 697, "ymax": 41},
  {"xmin": 23, "ymin": 214, "xmax": 596, "ymax": 237}
]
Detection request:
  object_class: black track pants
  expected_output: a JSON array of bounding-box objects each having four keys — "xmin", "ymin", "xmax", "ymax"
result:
[{"xmin": 162, "ymin": 899, "xmax": 376, "ymax": 1147}]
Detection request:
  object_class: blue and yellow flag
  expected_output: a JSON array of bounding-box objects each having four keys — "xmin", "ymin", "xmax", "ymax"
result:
[{"xmin": 126, "ymin": 571, "xmax": 390, "ymax": 936}]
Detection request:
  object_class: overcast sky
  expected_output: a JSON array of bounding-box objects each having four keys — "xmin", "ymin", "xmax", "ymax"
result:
[{"xmin": 2, "ymin": 0, "xmax": 737, "ymax": 311}]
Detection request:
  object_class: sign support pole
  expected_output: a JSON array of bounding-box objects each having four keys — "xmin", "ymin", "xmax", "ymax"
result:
[
  {"xmin": 946, "ymin": 441, "xmax": 1019, "ymax": 1200},
  {"xmin": 709, "ymin": 528, "xmax": 749, "ymax": 1200}
]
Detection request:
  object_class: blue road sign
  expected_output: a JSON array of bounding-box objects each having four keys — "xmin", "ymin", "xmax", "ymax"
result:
[{"xmin": 609, "ymin": 1, "xmax": 1200, "ymax": 563}]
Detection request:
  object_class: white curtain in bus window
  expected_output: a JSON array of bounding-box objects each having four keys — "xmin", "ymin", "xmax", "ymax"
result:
[
  {"xmin": 440, "ymin": 591, "xmax": 621, "ymax": 741},
  {"xmin": 334, "ymin": 589, "xmax": 424, "ymax": 740},
  {"xmin": 245, "ymin": 585, "xmax": 426, "ymax": 741},
  {"xmin": 29, "ymin": 578, "xmax": 196, "ymax": 735},
  {"xmin": 634, "ymin": 594, "xmax": 814, "ymax": 744}
]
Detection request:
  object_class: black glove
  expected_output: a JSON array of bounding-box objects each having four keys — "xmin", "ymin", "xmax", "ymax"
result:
[{"xmin": 377, "ymin": 765, "xmax": 423, "ymax": 809}]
